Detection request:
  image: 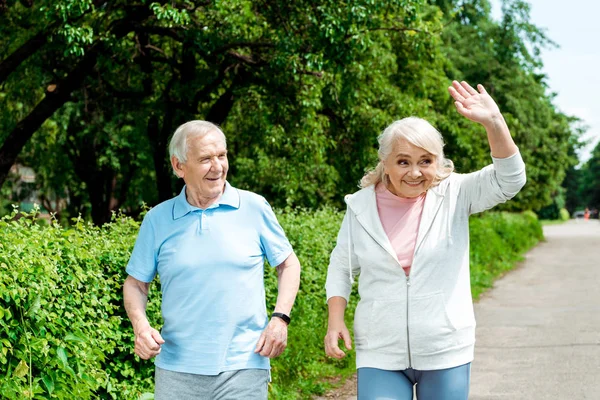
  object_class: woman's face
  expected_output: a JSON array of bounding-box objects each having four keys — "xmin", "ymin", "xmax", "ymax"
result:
[{"xmin": 383, "ymin": 138, "xmax": 437, "ymax": 198}]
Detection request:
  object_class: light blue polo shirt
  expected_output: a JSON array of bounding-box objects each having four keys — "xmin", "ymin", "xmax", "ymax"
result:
[{"xmin": 126, "ymin": 182, "xmax": 293, "ymax": 375}]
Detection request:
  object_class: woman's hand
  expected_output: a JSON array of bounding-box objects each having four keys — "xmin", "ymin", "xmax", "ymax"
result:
[
  {"xmin": 448, "ymin": 80, "xmax": 501, "ymax": 127},
  {"xmin": 448, "ymin": 80, "xmax": 518, "ymax": 158},
  {"xmin": 324, "ymin": 321, "xmax": 352, "ymax": 359}
]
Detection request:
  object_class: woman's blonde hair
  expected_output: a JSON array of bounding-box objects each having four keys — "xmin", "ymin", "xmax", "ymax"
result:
[{"xmin": 360, "ymin": 117, "xmax": 454, "ymax": 188}]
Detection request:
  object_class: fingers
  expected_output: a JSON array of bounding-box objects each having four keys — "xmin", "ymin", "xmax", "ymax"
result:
[
  {"xmin": 449, "ymin": 80, "xmax": 480, "ymax": 103},
  {"xmin": 254, "ymin": 331, "xmax": 266, "ymax": 354},
  {"xmin": 256, "ymin": 320, "xmax": 288, "ymax": 358},
  {"xmin": 135, "ymin": 328, "xmax": 163, "ymax": 360},
  {"xmin": 151, "ymin": 329, "xmax": 165, "ymax": 345},
  {"xmin": 454, "ymin": 101, "xmax": 467, "ymax": 113},
  {"xmin": 341, "ymin": 329, "xmax": 352, "ymax": 351},
  {"xmin": 460, "ymin": 80, "xmax": 478, "ymax": 95},
  {"xmin": 447, "ymin": 86, "xmax": 465, "ymax": 103},
  {"xmin": 452, "ymin": 80, "xmax": 471, "ymax": 99},
  {"xmin": 324, "ymin": 330, "xmax": 349, "ymax": 359},
  {"xmin": 477, "ymin": 83, "xmax": 488, "ymax": 94}
]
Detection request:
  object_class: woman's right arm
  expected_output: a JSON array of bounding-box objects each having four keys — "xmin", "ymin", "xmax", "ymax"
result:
[
  {"xmin": 324, "ymin": 211, "xmax": 359, "ymax": 358},
  {"xmin": 324, "ymin": 296, "xmax": 352, "ymax": 358}
]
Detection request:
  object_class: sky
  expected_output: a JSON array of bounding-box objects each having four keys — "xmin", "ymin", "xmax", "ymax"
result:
[{"xmin": 491, "ymin": 0, "xmax": 600, "ymax": 163}]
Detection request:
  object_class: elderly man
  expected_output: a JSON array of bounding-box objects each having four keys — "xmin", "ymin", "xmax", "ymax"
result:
[{"xmin": 123, "ymin": 120, "xmax": 301, "ymax": 399}]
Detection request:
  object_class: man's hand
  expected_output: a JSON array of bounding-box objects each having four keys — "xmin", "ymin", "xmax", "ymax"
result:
[
  {"xmin": 134, "ymin": 321, "xmax": 165, "ymax": 360},
  {"xmin": 324, "ymin": 321, "xmax": 352, "ymax": 359},
  {"xmin": 254, "ymin": 317, "xmax": 288, "ymax": 358}
]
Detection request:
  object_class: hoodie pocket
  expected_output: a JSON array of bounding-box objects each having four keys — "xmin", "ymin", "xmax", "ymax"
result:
[
  {"xmin": 353, "ymin": 300, "xmax": 371, "ymax": 349},
  {"xmin": 409, "ymin": 291, "xmax": 456, "ymax": 354},
  {"xmin": 355, "ymin": 299, "xmax": 407, "ymax": 354}
]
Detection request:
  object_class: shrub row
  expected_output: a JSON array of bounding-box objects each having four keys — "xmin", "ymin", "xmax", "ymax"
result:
[{"xmin": 0, "ymin": 208, "xmax": 542, "ymax": 399}]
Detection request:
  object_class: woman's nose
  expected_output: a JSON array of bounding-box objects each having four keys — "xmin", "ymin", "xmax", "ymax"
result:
[{"xmin": 409, "ymin": 166, "xmax": 422, "ymax": 177}]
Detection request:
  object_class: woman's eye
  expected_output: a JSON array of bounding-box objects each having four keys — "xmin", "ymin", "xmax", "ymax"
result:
[
  {"xmin": 397, "ymin": 160, "xmax": 408, "ymax": 165},
  {"xmin": 421, "ymin": 159, "xmax": 432, "ymax": 165}
]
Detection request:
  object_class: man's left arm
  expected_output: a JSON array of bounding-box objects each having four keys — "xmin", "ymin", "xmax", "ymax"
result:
[{"xmin": 254, "ymin": 252, "xmax": 301, "ymax": 358}]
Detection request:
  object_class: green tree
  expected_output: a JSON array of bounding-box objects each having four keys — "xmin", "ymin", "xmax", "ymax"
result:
[
  {"xmin": 1, "ymin": 0, "xmax": 584, "ymax": 224},
  {"xmin": 580, "ymin": 142, "xmax": 600, "ymax": 211}
]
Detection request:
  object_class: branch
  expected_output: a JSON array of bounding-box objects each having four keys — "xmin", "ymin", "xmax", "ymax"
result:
[
  {"xmin": 192, "ymin": 63, "xmax": 231, "ymax": 107},
  {"xmin": 299, "ymin": 70, "xmax": 323, "ymax": 78},
  {"xmin": 0, "ymin": 11, "xmax": 155, "ymax": 186},
  {"xmin": 345, "ymin": 26, "xmax": 425, "ymax": 42},
  {"xmin": 227, "ymin": 50, "xmax": 263, "ymax": 66},
  {"xmin": 100, "ymin": 78, "xmax": 152, "ymax": 99},
  {"xmin": 0, "ymin": 29, "xmax": 51, "ymax": 84},
  {"xmin": 213, "ymin": 41, "xmax": 275, "ymax": 54},
  {"xmin": 0, "ymin": 47, "xmax": 99, "ymax": 185},
  {"xmin": 136, "ymin": 25, "xmax": 184, "ymax": 41}
]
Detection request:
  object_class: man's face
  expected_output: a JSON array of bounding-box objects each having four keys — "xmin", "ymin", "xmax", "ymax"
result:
[{"xmin": 173, "ymin": 131, "xmax": 228, "ymax": 202}]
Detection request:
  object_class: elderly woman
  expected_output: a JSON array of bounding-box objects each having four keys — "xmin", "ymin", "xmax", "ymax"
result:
[{"xmin": 324, "ymin": 81, "xmax": 526, "ymax": 399}]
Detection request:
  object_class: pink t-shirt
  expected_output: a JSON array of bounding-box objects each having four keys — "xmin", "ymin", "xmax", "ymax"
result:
[{"xmin": 375, "ymin": 184, "xmax": 426, "ymax": 276}]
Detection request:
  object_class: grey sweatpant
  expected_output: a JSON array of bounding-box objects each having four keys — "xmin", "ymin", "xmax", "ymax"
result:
[{"xmin": 154, "ymin": 367, "xmax": 269, "ymax": 400}]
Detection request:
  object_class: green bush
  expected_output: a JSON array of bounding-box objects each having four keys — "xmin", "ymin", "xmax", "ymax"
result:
[
  {"xmin": 469, "ymin": 211, "xmax": 544, "ymax": 299},
  {"xmin": 0, "ymin": 209, "xmax": 157, "ymax": 399},
  {"xmin": 0, "ymin": 208, "xmax": 542, "ymax": 399},
  {"xmin": 559, "ymin": 208, "xmax": 570, "ymax": 221}
]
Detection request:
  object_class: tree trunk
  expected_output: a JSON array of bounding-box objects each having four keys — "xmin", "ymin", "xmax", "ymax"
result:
[
  {"xmin": 148, "ymin": 115, "xmax": 174, "ymax": 203},
  {"xmin": 0, "ymin": 50, "xmax": 98, "ymax": 186}
]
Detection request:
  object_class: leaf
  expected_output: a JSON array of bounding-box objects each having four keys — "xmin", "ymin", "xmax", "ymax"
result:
[
  {"xmin": 64, "ymin": 333, "xmax": 85, "ymax": 343},
  {"xmin": 42, "ymin": 373, "xmax": 55, "ymax": 394},
  {"xmin": 57, "ymin": 346, "xmax": 68, "ymax": 367},
  {"xmin": 27, "ymin": 294, "xmax": 41, "ymax": 317},
  {"xmin": 139, "ymin": 393, "xmax": 154, "ymax": 400},
  {"xmin": 13, "ymin": 359, "xmax": 28, "ymax": 378}
]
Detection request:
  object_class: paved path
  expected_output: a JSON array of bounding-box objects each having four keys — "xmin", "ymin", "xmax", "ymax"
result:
[
  {"xmin": 470, "ymin": 219, "xmax": 600, "ymax": 399},
  {"xmin": 315, "ymin": 219, "xmax": 600, "ymax": 399}
]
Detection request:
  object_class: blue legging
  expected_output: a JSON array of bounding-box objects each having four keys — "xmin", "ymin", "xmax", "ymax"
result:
[{"xmin": 357, "ymin": 363, "xmax": 470, "ymax": 400}]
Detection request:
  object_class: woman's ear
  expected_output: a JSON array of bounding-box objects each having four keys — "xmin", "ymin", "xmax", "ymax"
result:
[{"xmin": 380, "ymin": 160, "xmax": 388, "ymax": 176}]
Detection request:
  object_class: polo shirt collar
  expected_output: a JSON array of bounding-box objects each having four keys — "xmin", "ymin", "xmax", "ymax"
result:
[{"xmin": 172, "ymin": 181, "xmax": 240, "ymax": 220}]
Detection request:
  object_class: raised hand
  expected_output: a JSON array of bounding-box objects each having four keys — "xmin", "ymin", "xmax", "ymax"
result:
[{"xmin": 448, "ymin": 80, "xmax": 501, "ymax": 126}]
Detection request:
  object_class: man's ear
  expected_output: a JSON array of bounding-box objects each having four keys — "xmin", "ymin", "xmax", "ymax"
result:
[{"xmin": 171, "ymin": 156, "xmax": 185, "ymax": 179}]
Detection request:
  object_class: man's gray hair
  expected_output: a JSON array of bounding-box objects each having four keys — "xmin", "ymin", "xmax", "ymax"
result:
[
  {"xmin": 168, "ymin": 120, "xmax": 227, "ymax": 175},
  {"xmin": 360, "ymin": 117, "xmax": 454, "ymax": 188}
]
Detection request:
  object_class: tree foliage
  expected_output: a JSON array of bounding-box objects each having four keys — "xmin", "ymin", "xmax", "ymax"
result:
[
  {"xmin": 0, "ymin": 0, "xmax": 583, "ymax": 223},
  {"xmin": 577, "ymin": 141, "xmax": 600, "ymax": 211}
]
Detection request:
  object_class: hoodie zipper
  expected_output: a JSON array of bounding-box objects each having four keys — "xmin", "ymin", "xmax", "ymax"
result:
[{"xmin": 406, "ymin": 274, "xmax": 412, "ymax": 368}]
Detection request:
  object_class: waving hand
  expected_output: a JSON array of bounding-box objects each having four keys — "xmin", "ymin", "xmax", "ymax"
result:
[{"xmin": 448, "ymin": 80, "xmax": 501, "ymax": 126}]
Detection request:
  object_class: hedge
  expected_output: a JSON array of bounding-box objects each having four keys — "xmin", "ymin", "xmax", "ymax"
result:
[{"xmin": 0, "ymin": 207, "xmax": 542, "ymax": 399}]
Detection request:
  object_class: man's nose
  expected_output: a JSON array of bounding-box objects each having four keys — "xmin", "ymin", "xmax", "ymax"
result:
[{"xmin": 210, "ymin": 157, "xmax": 223, "ymax": 172}]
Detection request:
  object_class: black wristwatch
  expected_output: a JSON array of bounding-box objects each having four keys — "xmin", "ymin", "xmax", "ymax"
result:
[{"xmin": 271, "ymin": 312, "xmax": 291, "ymax": 325}]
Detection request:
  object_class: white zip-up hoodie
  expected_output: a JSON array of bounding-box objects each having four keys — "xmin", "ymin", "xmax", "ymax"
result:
[{"xmin": 325, "ymin": 152, "xmax": 526, "ymax": 370}]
